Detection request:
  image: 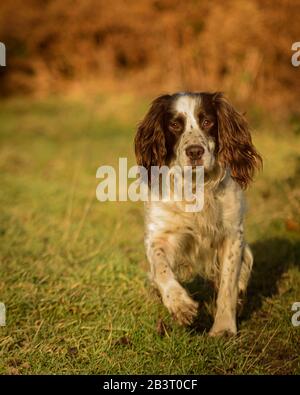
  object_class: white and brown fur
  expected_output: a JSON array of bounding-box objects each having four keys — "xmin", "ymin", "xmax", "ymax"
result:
[{"xmin": 134, "ymin": 92, "xmax": 262, "ymax": 336}]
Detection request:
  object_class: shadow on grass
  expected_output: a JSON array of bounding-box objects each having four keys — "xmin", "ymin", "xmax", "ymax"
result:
[
  {"xmin": 185, "ymin": 237, "xmax": 300, "ymax": 333},
  {"xmin": 184, "ymin": 276, "xmax": 215, "ymax": 333},
  {"xmin": 240, "ymin": 237, "xmax": 300, "ymax": 321}
]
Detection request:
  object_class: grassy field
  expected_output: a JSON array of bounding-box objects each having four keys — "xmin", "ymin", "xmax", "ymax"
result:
[{"xmin": 0, "ymin": 95, "xmax": 299, "ymax": 374}]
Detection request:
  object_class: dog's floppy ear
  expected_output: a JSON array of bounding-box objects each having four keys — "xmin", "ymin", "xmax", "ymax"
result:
[
  {"xmin": 134, "ymin": 95, "xmax": 171, "ymax": 172},
  {"xmin": 213, "ymin": 92, "xmax": 262, "ymax": 189}
]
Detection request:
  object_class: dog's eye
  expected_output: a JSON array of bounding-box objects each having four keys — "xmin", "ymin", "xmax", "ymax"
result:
[
  {"xmin": 169, "ymin": 121, "xmax": 181, "ymax": 131},
  {"xmin": 202, "ymin": 119, "xmax": 213, "ymax": 128}
]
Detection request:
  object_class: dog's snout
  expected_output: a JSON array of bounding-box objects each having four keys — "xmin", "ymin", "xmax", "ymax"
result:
[{"xmin": 185, "ymin": 145, "xmax": 204, "ymax": 160}]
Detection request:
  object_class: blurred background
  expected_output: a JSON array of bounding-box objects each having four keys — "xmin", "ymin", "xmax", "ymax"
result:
[
  {"xmin": 0, "ymin": 0, "xmax": 300, "ymax": 115},
  {"xmin": 0, "ymin": 0, "xmax": 300, "ymax": 375}
]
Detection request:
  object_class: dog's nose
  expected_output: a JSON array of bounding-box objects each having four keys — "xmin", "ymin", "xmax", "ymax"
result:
[{"xmin": 185, "ymin": 145, "xmax": 204, "ymax": 160}]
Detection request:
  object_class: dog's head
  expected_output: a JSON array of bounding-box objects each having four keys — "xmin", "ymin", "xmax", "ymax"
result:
[{"xmin": 134, "ymin": 92, "xmax": 262, "ymax": 189}]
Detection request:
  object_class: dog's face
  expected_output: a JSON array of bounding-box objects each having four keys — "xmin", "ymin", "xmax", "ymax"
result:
[
  {"xmin": 135, "ymin": 92, "xmax": 262, "ymax": 189},
  {"xmin": 168, "ymin": 93, "xmax": 217, "ymax": 172}
]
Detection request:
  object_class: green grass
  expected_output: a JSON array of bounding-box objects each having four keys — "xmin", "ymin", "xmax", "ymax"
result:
[{"xmin": 0, "ymin": 95, "xmax": 300, "ymax": 374}]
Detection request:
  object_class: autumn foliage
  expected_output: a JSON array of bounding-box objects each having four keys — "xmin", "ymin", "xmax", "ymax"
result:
[{"xmin": 0, "ymin": 0, "xmax": 299, "ymax": 113}]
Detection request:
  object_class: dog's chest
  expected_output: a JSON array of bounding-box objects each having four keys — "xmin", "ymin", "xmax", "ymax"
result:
[
  {"xmin": 176, "ymin": 197, "xmax": 224, "ymax": 280},
  {"xmin": 146, "ymin": 192, "xmax": 225, "ymax": 280},
  {"xmin": 187, "ymin": 194, "xmax": 223, "ymax": 253},
  {"xmin": 194, "ymin": 193, "xmax": 223, "ymax": 240}
]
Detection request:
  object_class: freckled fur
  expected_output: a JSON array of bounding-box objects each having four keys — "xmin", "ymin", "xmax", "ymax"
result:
[{"xmin": 135, "ymin": 92, "xmax": 262, "ymax": 334}]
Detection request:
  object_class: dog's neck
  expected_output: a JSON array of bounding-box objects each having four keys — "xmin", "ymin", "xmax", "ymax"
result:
[{"xmin": 204, "ymin": 163, "xmax": 227, "ymax": 192}]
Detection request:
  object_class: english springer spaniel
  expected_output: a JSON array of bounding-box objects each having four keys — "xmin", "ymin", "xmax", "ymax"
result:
[{"xmin": 134, "ymin": 92, "xmax": 262, "ymax": 336}]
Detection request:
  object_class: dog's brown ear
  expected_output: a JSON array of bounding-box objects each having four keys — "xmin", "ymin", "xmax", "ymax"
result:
[
  {"xmin": 213, "ymin": 92, "xmax": 262, "ymax": 189},
  {"xmin": 134, "ymin": 95, "xmax": 171, "ymax": 172}
]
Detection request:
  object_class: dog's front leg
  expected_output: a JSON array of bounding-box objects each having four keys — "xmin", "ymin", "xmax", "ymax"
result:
[
  {"xmin": 209, "ymin": 233, "xmax": 243, "ymax": 337},
  {"xmin": 147, "ymin": 239, "xmax": 198, "ymax": 325}
]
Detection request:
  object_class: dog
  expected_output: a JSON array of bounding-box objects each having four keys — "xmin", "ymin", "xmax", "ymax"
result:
[{"xmin": 134, "ymin": 92, "xmax": 262, "ymax": 336}]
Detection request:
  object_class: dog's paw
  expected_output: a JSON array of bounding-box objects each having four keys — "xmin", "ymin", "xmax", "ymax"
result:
[
  {"xmin": 208, "ymin": 328, "xmax": 237, "ymax": 338},
  {"xmin": 209, "ymin": 320, "xmax": 237, "ymax": 338},
  {"xmin": 163, "ymin": 283, "xmax": 198, "ymax": 326}
]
